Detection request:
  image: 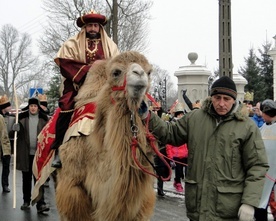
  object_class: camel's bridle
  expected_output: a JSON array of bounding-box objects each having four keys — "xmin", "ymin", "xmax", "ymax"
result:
[
  {"xmin": 130, "ymin": 111, "xmax": 171, "ymax": 181},
  {"xmin": 111, "ymin": 76, "xmax": 171, "ymax": 181},
  {"xmin": 111, "ymin": 75, "xmax": 171, "ymax": 181}
]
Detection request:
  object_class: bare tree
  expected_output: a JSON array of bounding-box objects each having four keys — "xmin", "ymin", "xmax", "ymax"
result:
[
  {"xmin": 38, "ymin": 0, "xmax": 153, "ymax": 107},
  {"xmin": 150, "ymin": 65, "xmax": 178, "ymax": 110},
  {"xmin": 39, "ymin": 0, "xmax": 152, "ymax": 57},
  {"xmin": 0, "ymin": 24, "xmax": 45, "ymax": 103}
]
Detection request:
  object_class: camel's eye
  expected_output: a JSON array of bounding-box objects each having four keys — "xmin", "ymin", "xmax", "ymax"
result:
[
  {"xmin": 147, "ymin": 70, "xmax": 152, "ymax": 76},
  {"xmin": 112, "ymin": 69, "xmax": 122, "ymax": 77}
]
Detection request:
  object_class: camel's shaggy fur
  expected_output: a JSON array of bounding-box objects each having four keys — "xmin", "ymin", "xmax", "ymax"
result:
[{"xmin": 56, "ymin": 51, "xmax": 156, "ymax": 221}]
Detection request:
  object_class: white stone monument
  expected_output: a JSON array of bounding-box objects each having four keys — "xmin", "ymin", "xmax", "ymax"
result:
[
  {"xmin": 174, "ymin": 52, "xmax": 211, "ymax": 110},
  {"xmin": 233, "ymin": 72, "xmax": 248, "ymax": 103},
  {"xmin": 268, "ymin": 35, "xmax": 276, "ymax": 101},
  {"xmin": 174, "ymin": 52, "xmax": 248, "ymax": 109}
]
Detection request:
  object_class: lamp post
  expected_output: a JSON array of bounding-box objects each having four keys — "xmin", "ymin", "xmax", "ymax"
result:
[
  {"xmin": 159, "ymin": 78, "xmax": 167, "ymax": 110},
  {"xmin": 151, "ymin": 78, "xmax": 167, "ymax": 110}
]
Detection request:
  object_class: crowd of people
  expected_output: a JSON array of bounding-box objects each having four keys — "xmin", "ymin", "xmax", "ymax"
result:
[{"xmin": 0, "ymin": 8, "xmax": 275, "ymax": 221}]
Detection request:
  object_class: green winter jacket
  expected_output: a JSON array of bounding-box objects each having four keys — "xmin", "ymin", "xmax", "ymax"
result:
[{"xmin": 148, "ymin": 98, "xmax": 269, "ymax": 221}]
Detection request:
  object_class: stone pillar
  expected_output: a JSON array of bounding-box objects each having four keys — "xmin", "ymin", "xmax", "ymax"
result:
[
  {"xmin": 268, "ymin": 35, "xmax": 276, "ymax": 101},
  {"xmin": 218, "ymin": 0, "xmax": 233, "ymax": 78},
  {"xmin": 174, "ymin": 52, "xmax": 211, "ymax": 111}
]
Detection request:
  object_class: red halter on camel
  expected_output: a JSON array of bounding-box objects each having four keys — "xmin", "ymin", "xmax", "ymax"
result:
[{"xmin": 111, "ymin": 77, "xmax": 172, "ymax": 181}]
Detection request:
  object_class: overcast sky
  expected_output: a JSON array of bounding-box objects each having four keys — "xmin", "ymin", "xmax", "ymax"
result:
[{"xmin": 1, "ymin": 0, "xmax": 275, "ymax": 78}]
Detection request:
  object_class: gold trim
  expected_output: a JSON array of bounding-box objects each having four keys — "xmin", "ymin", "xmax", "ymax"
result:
[
  {"xmin": 60, "ymin": 109, "xmax": 74, "ymax": 113},
  {"xmin": 73, "ymin": 65, "xmax": 86, "ymax": 82},
  {"xmin": 81, "ymin": 16, "xmax": 85, "ymax": 25}
]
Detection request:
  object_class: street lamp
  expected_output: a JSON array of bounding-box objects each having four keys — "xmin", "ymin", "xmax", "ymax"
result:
[{"xmin": 151, "ymin": 78, "xmax": 167, "ymax": 110}]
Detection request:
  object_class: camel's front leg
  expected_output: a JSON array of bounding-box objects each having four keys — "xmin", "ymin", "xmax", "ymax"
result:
[
  {"xmin": 55, "ymin": 138, "xmax": 93, "ymax": 221},
  {"xmin": 56, "ymin": 170, "xmax": 92, "ymax": 221}
]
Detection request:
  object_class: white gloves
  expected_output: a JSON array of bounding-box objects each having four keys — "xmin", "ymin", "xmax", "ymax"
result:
[{"xmin": 238, "ymin": 204, "xmax": 255, "ymax": 221}]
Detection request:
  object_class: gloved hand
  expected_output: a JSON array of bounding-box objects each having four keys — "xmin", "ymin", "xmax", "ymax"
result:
[
  {"xmin": 182, "ymin": 89, "xmax": 187, "ymax": 97},
  {"xmin": 138, "ymin": 100, "xmax": 149, "ymax": 119},
  {"xmin": 12, "ymin": 123, "xmax": 20, "ymax": 132},
  {"xmin": 238, "ymin": 204, "xmax": 254, "ymax": 221}
]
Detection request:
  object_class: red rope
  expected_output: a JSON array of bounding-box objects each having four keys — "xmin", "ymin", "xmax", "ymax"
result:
[
  {"xmin": 146, "ymin": 133, "xmax": 172, "ymax": 181},
  {"xmin": 111, "ymin": 75, "xmax": 126, "ymax": 92},
  {"xmin": 265, "ymin": 173, "xmax": 276, "ymax": 182},
  {"xmin": 130, "ymin": 111, "xmax": 172, "ymax": 181},
  {"xmin": 146, "ymin": 93, "xmax": 160, "ymax": 108},
  {"xmin": 131, "ymin": 137, "xmax": 159, "ymax": 179}
]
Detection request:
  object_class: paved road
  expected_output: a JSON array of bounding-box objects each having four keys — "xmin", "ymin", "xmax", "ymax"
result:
[
  {"xmin": 0, "ymin": 162, "xmax": 273, "ymax": 221},
  {"xmin": 0, "ymin": 162, "xmax": 189, "ymax": 221}
]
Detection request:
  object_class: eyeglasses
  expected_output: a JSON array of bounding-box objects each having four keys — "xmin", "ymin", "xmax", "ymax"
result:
[{"xmin": 260, "ymin": 99, "xmax": 276, "ymax": 113}]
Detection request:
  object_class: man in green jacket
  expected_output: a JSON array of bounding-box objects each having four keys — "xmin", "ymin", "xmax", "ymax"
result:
[{"xmin": 146, "ymin": 76, "xmax": 269, "ymax": 221}]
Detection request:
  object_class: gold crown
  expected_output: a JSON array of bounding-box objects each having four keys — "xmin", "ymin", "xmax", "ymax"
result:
[
  {"xmin": 0, "ymin": 94, "xmax": 10, "ymax": 105},
  {"xmin": 84, "ymin": 9, "xmax": 98, "ymax": 16},
  {"xmin": 37, "ymin": 94, "xmax": 47, "ymax": 102},
  {"xmin": 161, "ymin": 113, "xmax": 170, "ymax": 121},
  {"xmin": 171, "ymin": 102, "xmax": 185, "ymax": 113},
  {"xmin": 244, "ymin": 92, "xmax": 254, "ymax": 101}
]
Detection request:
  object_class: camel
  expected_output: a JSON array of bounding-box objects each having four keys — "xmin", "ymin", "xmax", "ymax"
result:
[{"xmin": 55, "ymin": 51, "xmax": 157, "ymax": 221}]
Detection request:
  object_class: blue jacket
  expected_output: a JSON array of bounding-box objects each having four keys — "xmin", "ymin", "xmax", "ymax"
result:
[{"xmin": 251, "ymin": 114, "xmax": 265, "ymax": 128}]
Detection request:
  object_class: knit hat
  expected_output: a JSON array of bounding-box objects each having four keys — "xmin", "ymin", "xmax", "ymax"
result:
[
  {"xmin": 0, "ymin": 94, "xmax": 11, "ymax": 109},
  {"xmin": 260, "ymin": 99, "xmax": 276, "ymax": 117},
  {"xmin": 210, "ymin": 76, "xmax": 237, "ymax": 100}
]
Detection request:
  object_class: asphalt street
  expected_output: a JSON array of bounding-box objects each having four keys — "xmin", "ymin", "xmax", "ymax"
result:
[
  {"xmin": 0, "ymin": 161, "xmax": 189, "ymax": 221},
  {"xmin": 0, "ymin": 161, "xmax": 274, "ymax": 221}
]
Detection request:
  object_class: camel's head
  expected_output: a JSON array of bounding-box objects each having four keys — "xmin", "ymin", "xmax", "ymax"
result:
[{"xmin": 106, "ymin": 51, "xmax": 152, "ymax": 110}]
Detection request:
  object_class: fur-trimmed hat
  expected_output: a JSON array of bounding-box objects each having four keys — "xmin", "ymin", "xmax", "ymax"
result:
[
  {"xmin": 0, "ymin": 94, "xmax": 11, "ymax": 109},
  {"xmin": 76, "ymin": 10, "xmax": 107, "ymax": 28},
  {"xmin": 21, "ymin": 97, "xmax": 43, "ymax": 111},
  {"xmin": 210, "ymin": 76, "xmax": 237, "ymax": 100}
]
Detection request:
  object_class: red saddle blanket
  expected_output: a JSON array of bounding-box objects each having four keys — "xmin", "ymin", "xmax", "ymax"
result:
[{"xmin": 32, "ymin": 102, "xmax": 96, "ymax": 204}]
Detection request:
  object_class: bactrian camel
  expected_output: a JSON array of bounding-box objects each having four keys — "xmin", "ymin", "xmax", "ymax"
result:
[{"xmin": 55, "ymin": 51, "xmax": 161, "ymax": 221}]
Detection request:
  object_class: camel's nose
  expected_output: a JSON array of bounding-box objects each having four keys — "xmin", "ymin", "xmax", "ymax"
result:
[{"xmin": 132, "ymin": 64, "xmax": 145, "ymax": 76}]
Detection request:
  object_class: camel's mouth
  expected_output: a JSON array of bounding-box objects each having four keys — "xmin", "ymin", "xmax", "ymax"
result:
[{"xmin": 128, "ymin": 83, "xmax": 147, "ymax": 99}]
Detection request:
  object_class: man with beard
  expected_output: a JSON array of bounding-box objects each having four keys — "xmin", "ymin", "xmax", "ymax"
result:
[{"xmin": 51, "ymin": 10, "xmax": 119, "ymax": 168}]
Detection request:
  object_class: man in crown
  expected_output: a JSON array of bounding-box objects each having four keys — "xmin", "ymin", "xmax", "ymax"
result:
[
  {"xmin": 37, "ymin": 94, "xmax": 50, "ymax": 115},
  {"xmin": 243, "ymin": 92, "xmax": 254, "ymax": 117},
  {"xmin": 51, "ymin": 10, "xmax": 119, "ymax": 168}
]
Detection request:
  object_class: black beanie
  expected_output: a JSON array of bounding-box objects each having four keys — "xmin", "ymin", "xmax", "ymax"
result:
[
  {"xmin": 260, "ymin": 99, "xmax": 276, "ymax": 117},
  {"xmin": 210, "ymin": 76, "xmax": 237, "ymax": 100}
]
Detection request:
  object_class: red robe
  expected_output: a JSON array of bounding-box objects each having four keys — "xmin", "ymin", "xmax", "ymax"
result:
[{"xmin": 58, "ymin": 39, "xmax": 104, "ymax": 110}]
